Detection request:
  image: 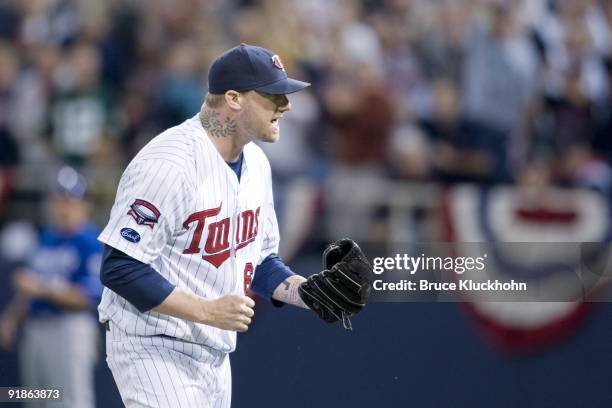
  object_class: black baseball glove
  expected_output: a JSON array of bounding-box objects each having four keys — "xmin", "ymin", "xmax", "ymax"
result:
[{"xmin": 298, "ymin": 238, "xmax": 374, "ymax": 330}]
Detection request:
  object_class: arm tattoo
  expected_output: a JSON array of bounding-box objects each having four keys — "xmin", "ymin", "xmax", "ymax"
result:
[
  {"xmin": 275, "ymin": 278, "xmax": 307, "ymax": 308},
  {"xmin": 200, "ymin": 110, "xmax": 237, "ymax": 138}
]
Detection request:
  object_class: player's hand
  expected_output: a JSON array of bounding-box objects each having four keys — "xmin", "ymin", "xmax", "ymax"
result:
[
  {"xmin": 12, "ymin": 272, "xmax": 48, "ymax": 299},
  {"xmin": 201, "ymin": 294, "xmax": 255, "ymax": 332}
]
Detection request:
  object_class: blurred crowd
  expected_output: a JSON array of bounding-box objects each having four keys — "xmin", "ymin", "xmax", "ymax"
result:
[{"xmin": 0, "ymin": 0, "xmax": 611, "ymax": 226}]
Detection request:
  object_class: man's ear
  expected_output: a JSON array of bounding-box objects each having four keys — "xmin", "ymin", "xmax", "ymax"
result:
[{"xmin": 224, "ymin": 90, "xmax": 243, "ymax": 111}]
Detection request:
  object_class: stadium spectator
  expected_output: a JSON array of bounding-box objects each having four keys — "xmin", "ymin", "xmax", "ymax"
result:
[
  {"xmin": 0, "ymin": 41, "xmax": 20, "ymax": 212},
  {"xmin": 462, "ymin": 1, "xmax": 538, "ymax": 137},
  {"xmin": 420, "ymin": 78, "xmax": 509, "ymax": 184},
  {"xmin": 46, "ymin": 41, "xmax": 111, "ymax": 166}
]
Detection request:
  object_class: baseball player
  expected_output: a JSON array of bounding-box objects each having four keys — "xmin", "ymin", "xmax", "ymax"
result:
[
  {"xmin": 98, "ymin": 44, "xmax": 373, "ymax": 408},
  {"xmin": 0, "ymin": 167, "xmax": 103, "ymax": 408}
]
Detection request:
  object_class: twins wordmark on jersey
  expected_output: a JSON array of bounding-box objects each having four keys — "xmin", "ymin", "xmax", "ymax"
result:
[
  {"xmin": 98, "ymin": 115, "xmax": 280, "ymax": 352},
  {"xmin": 125, "ymin": 199, "xmax": 261, "ymax": 269},
  {"xmin": 183, "ymin": 203, "xmax": 260, "ymax": 268}
]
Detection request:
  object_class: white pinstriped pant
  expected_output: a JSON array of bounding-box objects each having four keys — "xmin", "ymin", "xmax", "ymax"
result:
[{"xmin": 105, "ymin": 322, "xmax": 231, "ymax": 408}]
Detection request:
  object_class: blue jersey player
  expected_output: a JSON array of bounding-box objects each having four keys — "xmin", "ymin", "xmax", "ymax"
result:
[{"xmin": 0, "ymin": 166, "xmax": 103, "ymax": 408}]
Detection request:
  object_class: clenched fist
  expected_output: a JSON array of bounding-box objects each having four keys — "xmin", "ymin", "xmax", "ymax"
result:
[{"xmin": 201, "ymin": 294, "xmax": 255, "ymax": 332}]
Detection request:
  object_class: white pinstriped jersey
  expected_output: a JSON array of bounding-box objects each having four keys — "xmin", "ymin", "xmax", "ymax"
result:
[{"xmin": 98, "ymin": 115, "xmax": 279, "ymax": 353}]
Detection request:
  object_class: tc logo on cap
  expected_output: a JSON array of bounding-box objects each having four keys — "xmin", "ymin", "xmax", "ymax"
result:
[{"xmin": 271, "ymin": 55, "xmax": 285, "ymax": 72}]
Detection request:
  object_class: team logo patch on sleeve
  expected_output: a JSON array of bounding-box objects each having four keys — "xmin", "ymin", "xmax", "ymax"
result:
[
  {"xmin": 120, "ymin": 228, "xmax": 141, "ymax": 243},
  {"xmin": 127, "ymin": 199, "xmax": 161, "ymax": 228}
]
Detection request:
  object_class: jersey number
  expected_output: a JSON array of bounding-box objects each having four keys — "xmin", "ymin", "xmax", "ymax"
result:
[{"xmin": 244, "ymin": 262, "xmax": 254, "ymax": 293}]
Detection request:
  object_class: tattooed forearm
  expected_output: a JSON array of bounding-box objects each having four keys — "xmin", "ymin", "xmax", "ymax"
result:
[
  {"xmin": 273, "ymin": 275, "xmax": 308, "ymax": 309},
  {"xmin": 200, "ymin": 109, "xmax": 237, "ymax": 138}
]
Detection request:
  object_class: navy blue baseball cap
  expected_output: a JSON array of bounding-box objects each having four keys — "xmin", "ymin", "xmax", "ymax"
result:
[{"xmin": 208, "ymin": 44, "xmax": 310, "ymax": 95}]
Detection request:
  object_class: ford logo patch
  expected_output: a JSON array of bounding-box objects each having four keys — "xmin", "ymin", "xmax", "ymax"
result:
[{"xmin": 120, "ymin": 228, "xmax": 141, "ymax": 243}]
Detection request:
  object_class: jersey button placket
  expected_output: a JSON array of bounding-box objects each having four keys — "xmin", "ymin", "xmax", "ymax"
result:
[{"xmin": 230, "ymin": 182, "xmax": 241, "ymax": 292}]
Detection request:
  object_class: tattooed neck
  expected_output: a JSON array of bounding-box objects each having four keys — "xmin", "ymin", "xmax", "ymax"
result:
[{"xmin": 199, "ymin": 108, "xmax": 237, "ymax": 138}]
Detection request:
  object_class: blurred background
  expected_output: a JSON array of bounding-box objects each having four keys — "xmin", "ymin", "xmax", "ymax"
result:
[{"xmin": 0, "ymin": 0, "xmax": 611, "ymax": 406}]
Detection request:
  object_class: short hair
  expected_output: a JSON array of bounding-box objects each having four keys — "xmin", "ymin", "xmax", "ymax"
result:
[{"xmin": 205, "ymin": 93, "xmax": 226, "ymax": 108}]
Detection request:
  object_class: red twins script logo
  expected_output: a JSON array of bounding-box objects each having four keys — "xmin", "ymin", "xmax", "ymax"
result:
[{"xmin": 182, "ymin": 203, "xmax": 260, "ymax": 268}]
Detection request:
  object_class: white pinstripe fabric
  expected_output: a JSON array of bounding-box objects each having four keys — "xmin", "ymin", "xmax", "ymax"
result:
[{"xmin": 106, "ymin": 323, "xmax": 231, "ymax": 408}]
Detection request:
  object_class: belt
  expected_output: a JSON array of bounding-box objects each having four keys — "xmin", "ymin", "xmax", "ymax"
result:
[{"xmin": 103, "ymin": 320, "xmax": 178, "ymax": 341}]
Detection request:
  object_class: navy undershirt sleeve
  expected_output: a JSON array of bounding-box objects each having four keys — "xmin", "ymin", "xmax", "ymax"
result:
[
  {"xmin": 251, "ymin": 254, "xmax": 295, "ymax": 303},
  {"xmin": 100, "ymin": 244, "xmax": 175, "ymax": 312}
]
